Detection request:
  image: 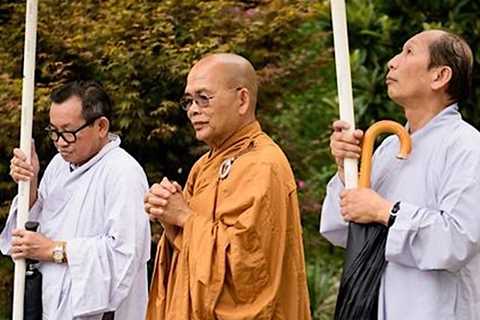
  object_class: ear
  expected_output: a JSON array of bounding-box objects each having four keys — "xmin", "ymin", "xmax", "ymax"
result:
[
  {"xmin": 431, "ymin": 66, "xmax": 452, "ymax": 91},
  {"xmin": 97, "ymin": 117, "xmax": 110, "ymax": 138},
  {"xmin": 237, "ymin": 88, "xmax": 251, "ymax": 116}
]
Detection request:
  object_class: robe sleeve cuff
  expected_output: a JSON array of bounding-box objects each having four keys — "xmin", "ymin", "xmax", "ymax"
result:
[
  {"xmin": 319, "ymin": 173, "xmax": 348, "ymax": 247},
  {"xmin": 385, "ymin": 201, "xmax": 420, "ymax": 264},
  {"xmin": 0, "ymin": 195, "xmax": 43, "ymax": 254}
]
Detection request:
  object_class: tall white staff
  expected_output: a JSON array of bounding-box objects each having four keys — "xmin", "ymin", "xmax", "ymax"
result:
[
  {"xmin": 330, "ymin": 0, "xmax": 358, "ymax": 189},
  {"xmin": 13, "ymin": 0, "xmax": 39, "ymax": 319}
]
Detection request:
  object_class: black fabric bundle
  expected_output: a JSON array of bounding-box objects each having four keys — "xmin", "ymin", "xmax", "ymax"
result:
[
  {"xmin": 24, "ymin": 221, "xmax": 42, "ymax": 320},
  {"xmin": 334, "ymin": 222, "xmax": 388, "ymax": 320}
]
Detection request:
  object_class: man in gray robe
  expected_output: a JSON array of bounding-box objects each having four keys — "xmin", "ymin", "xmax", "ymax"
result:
[
  {"xmin": 1, "ymin": 81, "xmax": 150, "ymax": 319},
  {"xmin": 321, "ymin": 30, "xmax": 480, "ymax": 319}
]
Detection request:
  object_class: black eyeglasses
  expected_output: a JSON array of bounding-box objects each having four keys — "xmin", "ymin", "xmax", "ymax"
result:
[
  {"xmin": 180, "ymin": 88, "xmax": 242, "ymax": 111},
  {"xmin": 45, "ymin": 116, "xmax": 101, "ymax": 144},
  {"xmin": 179, "ymin": 93, "xmax": 215, "ymax": 111}
]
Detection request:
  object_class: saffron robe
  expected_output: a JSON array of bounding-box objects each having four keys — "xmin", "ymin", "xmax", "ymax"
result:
[
  {"xmin": 147, "ymin": 121, "xmax": 311, "ymax": 320},
  {"xmin": 321, "ymin": 105, "xmax": 480, "ymax": 319},
  {"xmin": 1, "ymin": 135, "xmax": 151, "ymax": 320}
]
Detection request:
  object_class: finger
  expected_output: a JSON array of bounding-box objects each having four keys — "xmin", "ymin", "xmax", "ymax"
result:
[
  {"xmin": 172, "ymin": 181, "xmax": 182, "ymax": 192},
  {"xmin": 332, "ymin": 141, "xmax": 362, "ymax": 156},
  {"xmin": 332, "ymin": 149, "xmax": 361, "ymax": 161},
  {"xmin": 11, "ymin": 243, "xmax": 27, "ymax": 254},
  {"xmin": 332, "ymin": 120, "xmax": 351, "ymax": 132},
  {"xmin": 12, "ymin": 148, "xmax": 27, "ymax": 161},
  {"xmin": 144, "ymin": 203, "xmax": 152, "ymax": 213},
  {"xmin": 11, "ymin": 235, "xmax": 25, "ymax": 245},
  {"xmin": 31, "ymin": 139, "xmax": 37, "ymax": 155},
  {"xmin": 10, "ymin": 246, "xmax": 22, "ymax": 254},
  {"xmin": 11, "ymin": 167, "xmax": 35, "ymax": 181},
  {"xmin": 353, "ymin": 129, "xmax": 364, "ymax": 140},
  {"xmin": 160, "ymin": 177, "xmax": 177, "ymax": 194},
  {"xmin": 337, "ymin": 131, "xmax": 361, "ymax": 145},
  {"xmin": 330, "ymin": 136, "xmax": 361, "ymax": 156},
  {"xmin": 147, "ymin": 196, "xmax": 168, "ymax": 207},
  {"xmin": 11, "ymin": 174, "xmax": 30, "ymax": 183},
  {"xmin": 144, "ymin": 193, "xmax": 149, "ymax": 204},
  {"xmin": 150, "ymin": 185, "xmax": 173, "ymax": 198},
  {"xmin": 12, "ymin": 251, "xmax": 27, "ymax": 260},
  {"xmin": 11, "ymin": 158, "xmax": 35, "ymax": 174},
  {"xmin": 11, "ymin": 229, "xmax": 25, "ymax": 237},
  {"xmin": 149, "ymin": 207, "xmax": 165, "ymax": 218}
]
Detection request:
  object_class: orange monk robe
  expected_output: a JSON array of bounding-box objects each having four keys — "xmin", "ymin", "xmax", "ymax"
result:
[{"xmin": 147, "ymin": 121, "xmax": 311, "ymax": 320}]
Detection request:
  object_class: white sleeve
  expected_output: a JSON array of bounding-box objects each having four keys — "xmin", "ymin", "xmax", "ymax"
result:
[{"xmin": 320, "ymin": 173, "xmax": 348, "ymax": 248}]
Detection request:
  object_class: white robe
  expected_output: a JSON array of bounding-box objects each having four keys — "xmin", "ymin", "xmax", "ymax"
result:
[
  {"xmin": 1, "ymin": 135, "xmax": 150, "ymax": 320},
  {"xmin": 321, "ymin": 105, "xmax": 480, "ymax": 319}
]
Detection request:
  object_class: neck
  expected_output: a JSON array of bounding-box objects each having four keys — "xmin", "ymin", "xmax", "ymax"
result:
[
  {"xmin": 402, "ymin": 96, "xmax": 453, "ymax": 133},
  {"xmin": 73, "ymin": 136, "xmax": 110, "ymax": 166},
  {"xmin": 208, "ymin": 119, "xmax": 256, "ymax": 152}
]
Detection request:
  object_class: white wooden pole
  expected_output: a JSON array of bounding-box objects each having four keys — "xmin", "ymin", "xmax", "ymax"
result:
[
  {"xmin": 13, "ymin": 1, "xmax": 38, "ymax": 319},
  {"xmin": 330, "ymin": 0, "xmax": 358, "ymax": 189}
]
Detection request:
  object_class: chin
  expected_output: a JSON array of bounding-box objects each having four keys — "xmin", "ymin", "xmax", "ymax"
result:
[
  {"xmin": 60, "ymin": 154, "xmax": 74, "ymax": 163},
  {"xmin": 195, "ymin": 129, "xmax": 210, "ymax": 142},
  {"xmin": 386, "ymin": 88, "xmax": 398, "ymax": 100}
]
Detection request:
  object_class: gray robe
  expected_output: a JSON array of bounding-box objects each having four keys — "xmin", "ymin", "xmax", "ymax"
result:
[
  {"xmin": 321, "ymin": 105, "xmax": 480, "ymax": 319},
  {"xmin": 1, "ymin": 135, "xmax": 150, "ymax": 320}
]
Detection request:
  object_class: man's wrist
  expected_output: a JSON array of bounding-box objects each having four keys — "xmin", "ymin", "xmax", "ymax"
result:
[
  {"xmin": 51, "ymin": 240, "xmax": 67, "ymax": 264},
  {"xmin": 379, "ymin": 201, "xmax": 393, "ymax": 226},
  {"xmin": 176, "ymin": 208, "xmax": 193, "ymax": 228},
  {"xmin": 387, "ymin": 201, "xmax": 401, "ymax": 228}
]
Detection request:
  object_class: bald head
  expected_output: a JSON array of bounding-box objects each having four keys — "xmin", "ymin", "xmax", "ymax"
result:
[
  {"xmin": 189, "ymin": 53, "xmax": 258, "ymax": 112},
  {"xmin": 184, "ymin": 53, "xmax": 259, "ymax": 149}
]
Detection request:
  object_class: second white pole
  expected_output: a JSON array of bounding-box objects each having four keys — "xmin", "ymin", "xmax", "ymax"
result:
[
  {"xmin": 330, "ymin": 0, "xmax": 358, "ymax": 189},
  {"xmin": 13, "ymin": 0, "xmax": 39, "ymax": 319}
]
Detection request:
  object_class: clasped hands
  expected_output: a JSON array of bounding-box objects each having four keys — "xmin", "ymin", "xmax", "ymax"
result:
[
  {"xmin": 331, "ymin": 120, "xmax": 392, "ymax": 226},
  {"xmin": 144, "ymin": 177, "xmax": 192, "ymax": 228}
]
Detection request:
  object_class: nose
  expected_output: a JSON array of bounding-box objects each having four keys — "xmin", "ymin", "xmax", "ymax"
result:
[
  {"xmin": 387, "ymin": 53, "xmax": 400, "ymax": 70},
  {"xmin": 55, "ymin": 135, "xmax": 70, "ymax": 147},
  {"xmin": 186, "ymin": 100, "xmax": 202, "ymax": 118}
]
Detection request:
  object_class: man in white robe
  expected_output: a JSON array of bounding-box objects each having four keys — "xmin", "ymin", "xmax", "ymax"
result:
[
  {"xmin": 1, "ymin": 81, "xmax": 150, "ymax": 319},
  {"xmin": 321, "ymin": 30, "xmax": 480, "ymax": 319}
]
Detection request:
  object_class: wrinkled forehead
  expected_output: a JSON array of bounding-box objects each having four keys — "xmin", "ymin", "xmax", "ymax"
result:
[
  {"xmin": 405, "ymin": 30, "xmax": 444, "ymax": 49},
  {"xmin": 49, "ymin": 96, "xmax": 84, "ymax": 125},
  {"xmin": 185, "ymin": 61, "xmax": 229, "ymax": 95}
]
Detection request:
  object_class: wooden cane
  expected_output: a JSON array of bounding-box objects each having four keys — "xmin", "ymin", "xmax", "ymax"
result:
[{"xmin": 359, "ymin": 120, "xmax": 412, "ymax": 188}]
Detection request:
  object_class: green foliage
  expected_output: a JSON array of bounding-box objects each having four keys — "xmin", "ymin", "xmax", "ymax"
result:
[{"xmin": 0, "ymin": 0, "xmax": 322, "ymax": 211}]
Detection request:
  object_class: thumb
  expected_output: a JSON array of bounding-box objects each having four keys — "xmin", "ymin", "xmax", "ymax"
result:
[
  {"xmin": 161, "ymin": 177, "xmax": 177, "ymax": 193},
  {"xmin": 172, "ymin": 181, "xmax": 182, "ymax": 192},
  {"xmin": 31, "ymin": 139, "xmax": 38, "ymax": 156}
]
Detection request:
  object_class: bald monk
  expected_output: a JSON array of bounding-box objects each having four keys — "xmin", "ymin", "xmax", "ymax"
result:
[{"xmin": 144, "ymin": 53, "xmax": 311, "ymax": 319}]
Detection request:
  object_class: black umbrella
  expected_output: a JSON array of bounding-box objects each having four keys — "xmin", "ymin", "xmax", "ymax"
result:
[
  {"xmin": 334, "ymin": 121, "xmax": 411, "ymax": 320},
  {"xmin": 24, "ymin": 221, "xmax": 42, "ymax": 320}
]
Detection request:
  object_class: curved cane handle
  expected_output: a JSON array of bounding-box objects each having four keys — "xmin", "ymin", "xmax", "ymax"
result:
[{"xmin": 359, "ymin": 120, "xmax": 412, "ymax": 188}]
